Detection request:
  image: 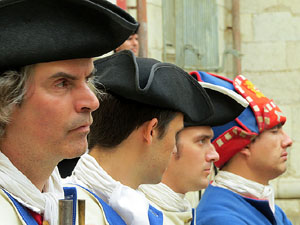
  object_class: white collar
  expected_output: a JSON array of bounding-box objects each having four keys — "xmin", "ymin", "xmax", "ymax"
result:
[
  {"xmin": 0, "ymin": 151, "xmax": 64, "ymax": 225},
  {"xmin": 139, "ymin": 183, "xmax": 192, "ymax": 212},
  {"xmin": 68, "ymin": 153, "xmax": 150, "ymax": 225}
]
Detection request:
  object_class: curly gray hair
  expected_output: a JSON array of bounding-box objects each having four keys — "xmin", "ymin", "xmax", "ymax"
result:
[
  {"xmin": 0, "ymin": 64, "xmax": 101, "ymax": 139},
  {"xmin": 0, "ymin": 65, "xmax": 34, "ymax": 138}
]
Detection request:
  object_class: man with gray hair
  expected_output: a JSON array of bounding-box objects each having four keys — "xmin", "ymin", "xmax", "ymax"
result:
[{"xmin": 0, "ymin": 0, "xmax": 137, "ymax": 224}]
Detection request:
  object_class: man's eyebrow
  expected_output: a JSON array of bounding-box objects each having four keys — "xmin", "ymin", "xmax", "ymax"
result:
[
  {"xmin": 205, "ymin": 134, "xmax": 214, "ymax": 139},
  {"xmin": 195, "ymin": 134, "xmax": 214, "ymax": 140},
  {"xmin": 50, "ymin": 72, "xmax": 77, "ymax": 80},
  {"xmin": 49, "ymin": 69, "xmax": 96, "ymax": 80},
  {"xmin": 270, "ymin": 123, "xmax": 283, "ymax": 130}
]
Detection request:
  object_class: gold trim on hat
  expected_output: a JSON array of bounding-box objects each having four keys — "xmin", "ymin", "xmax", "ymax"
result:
[
  {"xmin": 216, "ymin": 139, "xmax": 224, "ymax": 147},
  {"xmin": 225, "ymin": 133, "xmax": 232, "ymax": 141}
]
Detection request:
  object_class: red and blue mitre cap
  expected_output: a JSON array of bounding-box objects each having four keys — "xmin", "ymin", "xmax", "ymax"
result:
[{"xmin": 190, "ymin": 71, "xmax": 286, "ymax": 168}]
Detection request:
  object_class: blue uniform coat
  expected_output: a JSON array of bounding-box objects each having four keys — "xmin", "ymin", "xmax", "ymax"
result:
[{"xmin": 196, "ymin": 185, "xmax": 292, "ymax": 225}]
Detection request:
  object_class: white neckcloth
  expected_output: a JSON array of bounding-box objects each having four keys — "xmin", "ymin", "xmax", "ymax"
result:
[
  {"xmin": 138, "ymin": 183, "xmax": 192, "ymax": 212},
  {"xmin": 0, "ymin": 151, "xmax": 64, "ymax": 225},
  {"xmin": 213, "ymin": 171, "xmax": 275, "ymax": 213},
  {"xmin": 68, "ymin": 153, "xmax": 150, "ymax": 225}
]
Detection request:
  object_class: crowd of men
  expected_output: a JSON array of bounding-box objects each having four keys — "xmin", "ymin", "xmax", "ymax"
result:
[{"xmin": 0, "ymin": 0, "xmax": 293, "ymax": 225}]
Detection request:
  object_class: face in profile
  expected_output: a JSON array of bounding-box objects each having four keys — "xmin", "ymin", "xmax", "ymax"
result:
[
  {"xmin": 146, "ymin": 113, "xmax": 184, "ymax": 185},
  {"xmin": 245, "ymin": 124, "xmax": 293, "ymax": 182},
  {"xmin": 162, "ymin": 126, "xmax": 219, "ymax": 194},
  {"xmin": 115, "ymin": 33, "xmax": 139, "ymax": 56},
  {"xmin": 6, "ymin": 58, "xmax": 99, "ymax": 162}
]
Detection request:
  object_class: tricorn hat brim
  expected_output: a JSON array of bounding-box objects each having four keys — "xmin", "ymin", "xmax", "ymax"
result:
[
  {"xmin": 186, "ymin": 82, "xmax": 249, "ymax": 127},
  {"xmin": 0, "ymin": 0, "xmax": 138, "ymax": 72},
  {"xmin": 94, "ymin": 50, "xmax": 215, "ymax": 124}
]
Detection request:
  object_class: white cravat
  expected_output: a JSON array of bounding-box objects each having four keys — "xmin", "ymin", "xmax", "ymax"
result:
[
  {"xmin": 68, "ymin": 153, "xmax": 150, "ymax": 225},
  {"xmin": 139, "ymin": 183, "xmax": 192, "ymax": 212},
  {"xmin": 213, "ymin": 171, "xmax": 275, "ymax": 213},
  {"xmin": 0, "ymin": 151, "xmax": 64, "ymax": 225}
]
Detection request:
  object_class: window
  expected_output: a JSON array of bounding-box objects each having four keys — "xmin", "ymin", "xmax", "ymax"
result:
[{"xmin": 162, "ymin": 0, "xmax": 219, "ymax": 71}]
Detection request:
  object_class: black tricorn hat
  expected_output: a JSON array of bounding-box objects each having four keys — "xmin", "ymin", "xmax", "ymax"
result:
[
  {"xmin": 185, "ymin": 81, "xmax": 249, "ymax": 127},
  {"xmin": 0, "ymin": 0, "xmax": 138, "ymax": 73},
  {"xmin": 94, "ymin": 50, "xmax": 214, "ymax": 124}
]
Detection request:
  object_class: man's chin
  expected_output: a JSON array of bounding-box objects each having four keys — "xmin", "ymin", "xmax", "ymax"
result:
[
  {"xmin": 64, "ymin": 144, "xmax": 88, "ymax": 159},
  {"xmin": 199, "ymin": 179, "xmax": 209, "ymax": 190}
]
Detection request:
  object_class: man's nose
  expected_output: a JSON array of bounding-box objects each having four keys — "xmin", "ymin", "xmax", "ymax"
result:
[
  {"xmin": 206, "ymin": 144, "xmax": 219, "ymax": 162},
  {"xmin": 75, "ymin": 84, "xmax": 99, "ymax": 113}
]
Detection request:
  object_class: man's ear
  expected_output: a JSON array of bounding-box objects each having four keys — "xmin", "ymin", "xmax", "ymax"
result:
[
  {"xmin": 143, "ymin": 118, "xmax": 158, "ymax": 144},
  {"xmin": 240, "ymin": 144, "xmax": 251, "ymax": 157}
]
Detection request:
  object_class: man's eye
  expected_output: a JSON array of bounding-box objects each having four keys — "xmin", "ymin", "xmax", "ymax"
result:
[
  {"xmin": 270, "ymin": 129, "xmax": 279, "ymax": 134},
  {"xmin": 198, "ymin": 138, "xmax": 212, "ymax": 145},
  {"xmin": 56, "ymin": 79, "xmax": 68, "ymax": 88},
  {"xmin": 198, "ymin": 139, "xmax": 205, "ymax": 144}
]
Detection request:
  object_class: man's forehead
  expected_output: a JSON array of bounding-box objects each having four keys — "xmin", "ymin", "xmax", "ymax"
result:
[
  {"xmin": 33, "ymin": 58, "xmax": 94, "ymax": 76},
  {"xmin": 182, "ymin": 126, "xmax": 214, "ymax": 137},
  {"xmin": 259, "ymin": 123, "xmax": 283, "ymax": 137},
  {"xmin": 194, "ymin": 126, "xmax": 213, "ymax": 133}
]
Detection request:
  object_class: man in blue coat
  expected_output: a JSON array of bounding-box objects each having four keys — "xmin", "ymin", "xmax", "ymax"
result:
[
  {"xmin": 193, "ymin": 72, "xmax": 293, "ymax": 225},
  {"xmin": 67, "ymin": 50, "xmax": 222, "ymax": 225},
  {"xmin": 138, "ymin": 71, "xmax": 249, "ymax": 225}
]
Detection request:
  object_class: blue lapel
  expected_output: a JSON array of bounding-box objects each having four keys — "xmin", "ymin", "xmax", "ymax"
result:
[
  {"xmin": 3, "ymin": 190, "xmax": 39, "ymax": 225},
  {"xmin": 75, "ymin": 184, "xmax": 127, "ymax": 225}
]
